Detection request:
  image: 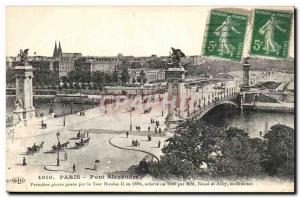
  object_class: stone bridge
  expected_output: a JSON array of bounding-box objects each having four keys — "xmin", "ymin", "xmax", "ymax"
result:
[{"xmin": 190, "ymin": 93, "xmax": 239, "ymax": 120}]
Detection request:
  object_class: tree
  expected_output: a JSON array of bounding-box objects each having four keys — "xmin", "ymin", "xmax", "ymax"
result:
[
  {"xmin": 75, "ymin": 82, "xmax": 80, "ymax": 90},
  {"xmin": 148, "ymin": 119, "xmax": 223, "ymax": 178},
  {"xmin": 104, "ymin": 73, "xmax": 113, "ymax": 84},
  {"xmin": 264, "ymin": 124, "xmax": 294, "ymax": 179},
  {"xmin": 63, "ymin": 82, "xmax": 68, "ymax": 89},
  {"xmin": 140, "ymin": 70, "xmax": 146, "ymax": 84},
  {"xmin": 149, "ymin": 155, "xmax": 196, "ymax": 179},
  {"xmin": 112, "ymin": 70, "xmax": 119, "ymax": 83},
  {"xmin": 215, "ymin": 127, "xmax": 264, "ymax": 178},
  {"xmin": 6, "ymin": 69, "xmax": 15, "ymax": 85},
  {"xmin": 92, "ymin": 71, "xmax": 104, "ymax": 85},
  {"xmin": 33, "ymin": 70, "xmax": 59, "ymax": 87},
  {"xmin": 69, "ymin": 83, "xmax": 74, "ymax": 89},
  {"xmin": 130, "ymin": 62, "xmax": 142, "ymax": 69},
  {"xmin": 121, "ymin": 66, "xmax": 130, "ymax": 85},
  {"xmin": 147, "ymin": 58, "xmax": 168, "ymax": 69},
  {"xmin": 162, "ymin": 119, "xmax": 223, "ymax": 168},
  {"xmin": 61, "ymin": 76, "xmax": 68, "ymax": 83},
  {"xmin": 142, "ymin": 76, "xmax": 147, "ymax": 84},
  {"xmin": 137, "ymin": 75, "xmax": 142, "ymax": 84}
]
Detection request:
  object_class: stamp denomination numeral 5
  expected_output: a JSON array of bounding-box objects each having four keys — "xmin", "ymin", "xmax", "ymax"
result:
[
  {"xmin": 207, "ymin": 41, "xmax": 216, "ymax": 52},
  {"xmin": 253, "ymin": 40, "xmax": 264, "ymax": 51}
]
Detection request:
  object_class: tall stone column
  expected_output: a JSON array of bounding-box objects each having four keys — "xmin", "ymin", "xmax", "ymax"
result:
[
  {"xmin": 242, "ymin": 58, "xmax": 251, "ymax": 91},
  {"xmin": 13, "ymin": 65, "xmax": 36, "ymax": 124},
  {"xmin": 165, "ymin": 66, "xmax": 186, "ymax": 130}
]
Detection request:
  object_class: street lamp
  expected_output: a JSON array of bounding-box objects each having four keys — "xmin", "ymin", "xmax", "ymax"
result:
[
  {"xmin": 49, "ymin": 100, "xmax": 54, "ymax": 114},
  {"xmin": 56, "ymin": 131, "xmax": 60, "ymax": 166},
  {"xmin": 70, "ymin": 101, "xmax": 73, "ymax": 114},
  {"xmin": 63, "ymin": 104, "xmax": 66, "ymax": 126},
  {"xmin": 161, "ymin": 98, "xmax": 164, "ymax": 117},
  {"xmin": 129, "ymin": 106, "xmax": 133, "ymax": 132}
]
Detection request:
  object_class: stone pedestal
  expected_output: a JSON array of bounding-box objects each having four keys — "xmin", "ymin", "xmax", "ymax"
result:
[
  {"xmin": 13, "ymin": 65, "xmax": 36, "ymax": 124},
  {"xmin": 241, "ymin": 62, "xmax": 251, "ymax": 92},
  {"xmin": 165, "ymin": 65, "xmax": 186, "ymax": 130}
]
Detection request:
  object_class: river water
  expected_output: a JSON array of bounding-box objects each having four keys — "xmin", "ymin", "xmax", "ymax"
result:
[{"xmin": 202, "ymin": 105, "xmax": 294, "ymax": 138}]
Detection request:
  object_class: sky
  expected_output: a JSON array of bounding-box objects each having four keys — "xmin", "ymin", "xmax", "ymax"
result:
[{"xmin": 6, "ymin": 6, "xmax": 294, "ymax": 57}]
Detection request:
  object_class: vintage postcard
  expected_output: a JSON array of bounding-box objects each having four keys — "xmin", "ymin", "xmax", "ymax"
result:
[{"xmin": 6, "ymin": 6, "xmax": 295, "ymax": 192}]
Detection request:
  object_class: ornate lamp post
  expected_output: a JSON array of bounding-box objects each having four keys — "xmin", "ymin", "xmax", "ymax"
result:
[
  {"xmin": 49, "ymin": 99, "xmax": 54, "ymax": 114},
  {"xmin": 56, "ymin": 131, "xmax": 60, "ymax": 166},
  {"xmin": 70, "ymin": 101, "xmax": 73, "ymax": 114},
  {"xmin": 63, "ymin": 104, "xmax": 66, "ymax": 126},
  {"xmin": 129, "ymin": 106, "xmax": 133, "ymax": 132}
]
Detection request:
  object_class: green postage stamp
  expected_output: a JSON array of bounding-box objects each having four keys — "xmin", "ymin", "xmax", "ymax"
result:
[
  {"xmin": 250, "ymin": 9, "xmax": 293, "ymax": 58},
  {"xmin": 203, "ymin": 10, "xmax": 248, "ymax": 62}
]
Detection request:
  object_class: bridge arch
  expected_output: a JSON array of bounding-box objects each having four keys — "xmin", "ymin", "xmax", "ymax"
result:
[{"xmin": 192, "ymin": 100, "xmax": 239, "ymax": 120}]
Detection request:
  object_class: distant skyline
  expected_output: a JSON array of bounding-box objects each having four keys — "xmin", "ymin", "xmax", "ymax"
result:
[{"xmin": 6, "ymin": 6, "xmax": 294, "ymax": 57}]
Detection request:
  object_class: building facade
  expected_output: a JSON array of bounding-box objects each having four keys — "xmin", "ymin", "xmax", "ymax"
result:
[
  {"xmin": 52, "ymin": 41, "xmax": 82, "ymax": 77},
  {"xmin": 129, "ymin": 69, "xmax": 165, "ymax": 84},
  {"xmin": 76, "ymin": 56, "xmax": 120, "ymax": 74}
]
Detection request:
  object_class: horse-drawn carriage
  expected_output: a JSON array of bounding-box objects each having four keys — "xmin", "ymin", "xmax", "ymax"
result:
[
  {"xmin": 51, "ymin": 141, "xmax": 69, "ymax": 152},
  {"xmin": 41, "ymin": 123, "xmax": 47, "ymax": 129},
  {"xmin": 76, "ymin": 130, "xmax": 89, "ymax": 139},
  {"xmin": 144, "ymin": 107, "xmax": 152, "ymax": 114},
  {"xmin": 127, "ymin": 106, "xmax": 135, "ymax": 112},
  {"xmin": 74, "ymin": 137, "xmax": 90, "ymax": 149},
  {"xmin": 27, "ymin": 141, "xmax": 44, "ymax": 155}
]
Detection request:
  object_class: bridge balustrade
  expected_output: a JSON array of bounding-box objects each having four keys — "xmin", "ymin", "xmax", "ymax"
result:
[{"xmin": 188, "ymin": 90, "xmax": 237, "ymax": 119}]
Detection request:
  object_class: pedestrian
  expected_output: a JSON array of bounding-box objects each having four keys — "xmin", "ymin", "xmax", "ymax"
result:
[
  {"xmin": 148, "ymin": 126, "xmax": 150, "ymax": 132},
  {"xmin": 159, "ymin": 128, "xmax": 162, "ymax": 136},
  {"xmin": 148, "ymin": 135, "xmax": 151, "ymax": 141},
  {"xmin": 22, "ymin": 157, "xmax": 27, "ymax": 166},
  {"xmin": 158, "ymin": 140, "xmax": 161, "ymax": 148},
  {"xmin": 64, "ymin": 151, "xmax": 68, "ymax": 161},
  {"xmin": 126, "ymin": 131, "xmax": 129, "ymax": 138},
  {"xmin": 155, "ymin": 127, "xmax": 157, "ymax": 134},
  {"xmin": 94, "ymin": 161, "xmax": 100, "ymax": 171},
  {"xmin": 132, "ymin": 140, "xmax": 135, "ymax": 147},
  {"xmin": 73, "ymin": 164, "xmax": 76, "ymax": 173},
  {"xmin": 259, "ymin": 131, "xmax": 263, "ymax": 137}
]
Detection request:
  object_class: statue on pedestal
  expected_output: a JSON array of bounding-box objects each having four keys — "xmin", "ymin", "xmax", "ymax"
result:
[
  {"xmin": 16, "ymin": 49, "xmax": 29, "ymax": 66},
  {"xmin": 165, "ymin": 47, "xmax": 187, "ymax": 130},
  {"xmin": 12, "ymin": 48, "xmax": 35, "ymax": 125},
  {"xmin": 169, "ymin": 47, "xmax": 186, "ymax": 68},
  {"xmin": 243, "ymin": 57, "xmax": 250, "ymax": 64}
]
